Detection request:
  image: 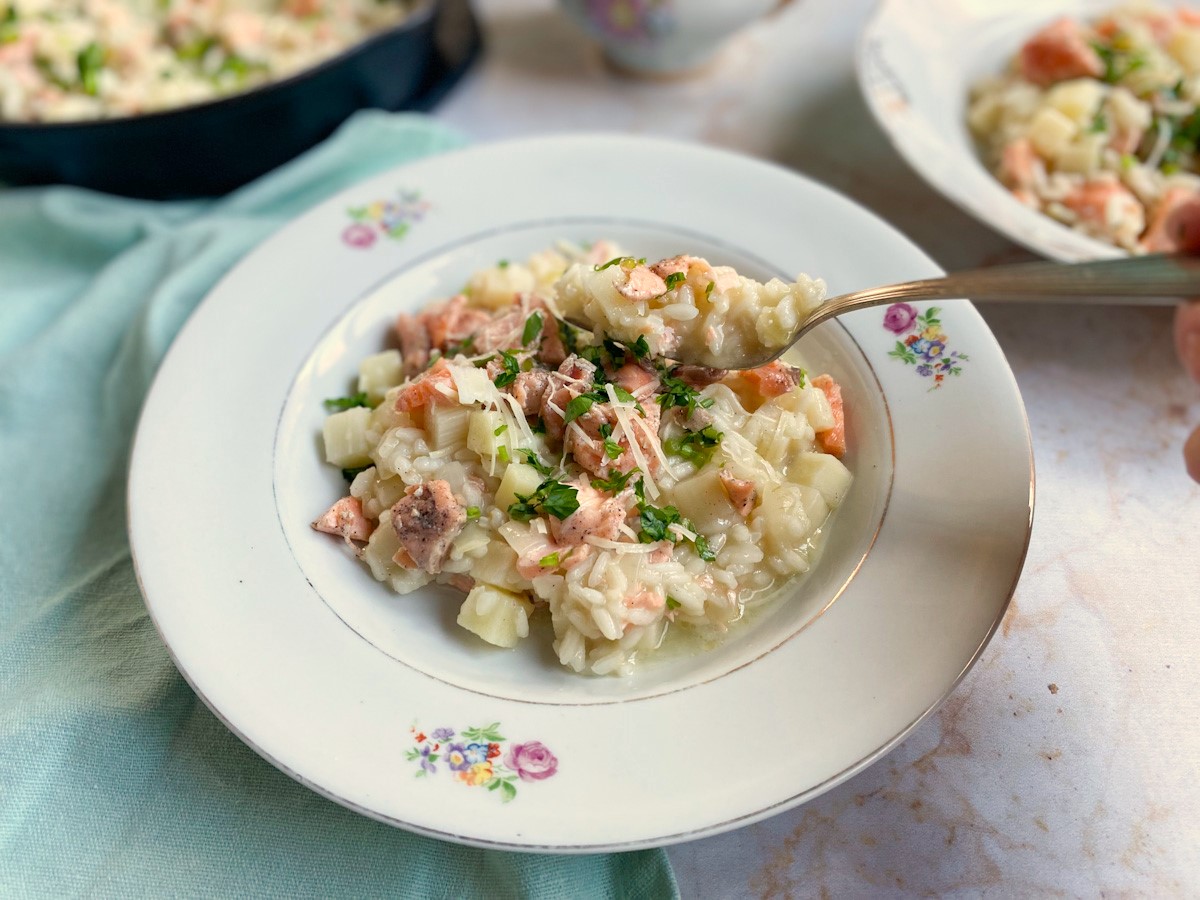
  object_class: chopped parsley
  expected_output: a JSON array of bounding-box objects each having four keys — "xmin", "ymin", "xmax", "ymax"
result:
[
  {"xmin": 517, "ymin": 449, "xmax": 553, "ymax": 476},
  {"xmin": 611, "ymin": 384, "xmax": 645, "ymax": 414},
  {"xmin": 663, "ymin": 271, "xmax": 686, "ymax": 290},
  {"xmin": 598, "ymin": 423, "xmax": 623, "ymax": 460},
  {"xmin": 657, "ymin": 370, "xmax": 715, "ymax": 417},
  {"xmin": 324, "ymin": 392, "xmax": 373, "ymax": 411},
  {"xmin": 634, "ymin": 483, "xmax": 715, "ymax": 560},
  {"xmin": 663, "ymin": 425, "xmax": 723, "ymax": 468},
  {"xmin": 557, "ymin": 318, "xmax": 580, "ymax": 355},
  {"xmin": 1091, "ymin": 39, "xmax": 1146, "ymax": 85},
  {"xmin": 538, "ymin": 552, "xmax": 560, "ymax": 567},
  {"xmin": 341, "ymin": 465, "xmax": 372, "ymax": 483},
  {"xmin": 522, "ymin": 312, "xmax": 544, "ymax": 347},
  {"xmin": 1088, "ymin": 110, "xmax": 1108, "ymax": 134},
  {"xmin": 666, "ymin": 596, "xmax": 681, "ymax": 610},
  {"xmin": 594, "ymin": 256, "xmax": 646, "ymax": 271},
  {"xmin": 498, "ymin": 259, "xmax": 510, "ymax": 268},
  {"xmin": 563, "ymin": 393, "xmax": 599, "ymax": 426},
  {"xmin": 631, "ymin": 335, "xmax": 651, "ymax": 358},
  {"xmin": 590, "ymin": 467, "xmax": 639, "ymax": 494},
  {"xmin": 447, "ymin": 334, "xmax": 476, "ymax": 357},
  {"xmin": 494, "ymin": 350, "xmax": 521, "ymax": 389},
  {"xmin": 508, "ymin": 478, "xmax": 580, "ymax": 522},
  {"xmin": 704, "ymin": 281, "xmax": 715, "ymax": 300},
  {"xmin": 77, "ymin": 42, "xmax": 104, "ymax": 96},
  {"xmin": 472, "ymin": 354, "xmax": 495, "ymax": 368},
  {"xmin": 530, "ymin": 420, "xmax": 547, "ymax": 435},
  {"xmin": 466, "ymin": 506, "xmax": 482, "ymax": 520}
]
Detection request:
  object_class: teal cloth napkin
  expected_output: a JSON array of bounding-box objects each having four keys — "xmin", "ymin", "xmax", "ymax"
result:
[{"xmin": 0, "ymin": 111, "xmax": 679, "ymax": 899}]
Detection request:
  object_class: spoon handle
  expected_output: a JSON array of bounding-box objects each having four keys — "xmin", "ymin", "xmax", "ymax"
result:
[{"xmin": 840, "ymin": 253, "xmax": 1200, "ymax": 308}]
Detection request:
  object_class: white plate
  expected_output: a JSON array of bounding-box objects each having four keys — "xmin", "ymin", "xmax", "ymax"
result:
[
  {"xmin": 127, "ymin": 135, "xmax": 1034, "ymax": 852},
  {"xmin": 857, "ymin": 0, "xmax": 1189, "ymax": 262}
]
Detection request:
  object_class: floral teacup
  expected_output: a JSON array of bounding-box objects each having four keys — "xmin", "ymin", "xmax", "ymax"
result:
[{"xmin": 560, "ymin": 0, "xmax": 789, "ymax": 76}]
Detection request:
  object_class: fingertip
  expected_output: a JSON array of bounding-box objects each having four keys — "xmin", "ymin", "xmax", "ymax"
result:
[
  {"xmin": 1186, "ymin": 427, "xmax": 1200, "ymax": 485},
  {"xmin": 1177, "ymin": 302, "xmax": 1200, "ymax": 382}
]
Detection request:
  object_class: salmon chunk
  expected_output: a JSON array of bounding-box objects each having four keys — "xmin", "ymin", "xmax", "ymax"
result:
[
  {"xmin": 742, "ymin": 360, "xmax": 803, "ymax": 398},
  {"xmin": 390, "ymin": 480, "xmax": 467, "ymax": 574},
  {"xmin": 719, "ymin": 471, "xmax": 757, "ymax": 518},
  {"xmin": 1019, "ymin": 18, "xmax": 1104, "ymax": 87},
  {"xmin": 312, "ymin": 496, "xmax": 374, "ymax": 542},
  {"xmin": 811, "ymin": 374, "xmax": 846, "ymax": 458},
  {"xmin": 1141, "ymin": 188, "xmax": 1200, "ymax": 253}
]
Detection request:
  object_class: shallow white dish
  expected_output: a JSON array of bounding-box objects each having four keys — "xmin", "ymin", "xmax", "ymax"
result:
[
  {"xmin": 856, "ymin": 0, "xmax": 1190, "ymax": 262},
  {"xmin": 127, "ymin": 135, "xmax": 1034, "ymax": 852}
]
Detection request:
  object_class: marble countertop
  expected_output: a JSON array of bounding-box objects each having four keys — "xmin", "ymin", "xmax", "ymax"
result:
[{"xmin": 437, "ymin": 0, "xmax": 1200, "ymax": 894}]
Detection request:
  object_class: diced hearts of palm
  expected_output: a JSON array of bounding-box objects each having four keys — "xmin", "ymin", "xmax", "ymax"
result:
[
  {"xmin": 1019, "ymin": 18, "xmax": 1104, "ymax": 87},
  {"xmin": 390, "ymin": 480, "xmax": 466, "ymax": 574},
  {"xmin": 312, "ymin": 496, "xmax": 375, "ymax": 542}
]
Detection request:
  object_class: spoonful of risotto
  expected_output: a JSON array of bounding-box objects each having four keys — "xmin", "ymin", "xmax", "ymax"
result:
[{"xmin": 555, "ymin": 252, "xmax": 1200, "ymax": 370}]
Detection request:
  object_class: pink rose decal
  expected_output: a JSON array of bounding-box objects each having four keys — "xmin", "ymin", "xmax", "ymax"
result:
[
  {"xmin": 405, "ymin": 723, "xmax": 555, "ymax": 801},
  {"xmin": 883, "ymin": 302, "xmax": 918, "ymax": 334},
  {"xmin": 342, "ymin": 223, "xmax": 376, "ymax": 249},
  {"xmin": 504, "ymin": 741, "xmax": 558, "ymax": 782}
]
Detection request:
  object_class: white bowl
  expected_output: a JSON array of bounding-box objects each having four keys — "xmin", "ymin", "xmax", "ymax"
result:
[
  {"xmin": 127, "ymin": 134, "xmax": 1033, "ymax": 851},
  {"xmin": 855, "ymin": 0, "xmax": 1189, "ymax": 262}
]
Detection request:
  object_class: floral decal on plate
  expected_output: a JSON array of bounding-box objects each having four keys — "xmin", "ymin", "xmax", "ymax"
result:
[
  {"xmin": 884, "ymin": 303, "xmax": 969, "ymax": 389},
  {"xmin": 405, "ymin": 723, "xmax": 557, "ymax": 802},
  {"xmin": 342, "ymin": 190, "xmax": 430, "ymax": 248},
  {"xmin": 583, "ymin": 0, "xmax": 674, "ymax": 40}
]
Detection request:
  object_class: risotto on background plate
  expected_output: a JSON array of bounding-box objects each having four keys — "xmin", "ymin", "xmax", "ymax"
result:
[
  {"xmin": 0, "ymin": 0, "xmax": 414, "ymax": 122},
  {"xmin": 969, "ymin": 2, "xmax": 1200, "ymax": 253},
  {"xmin": 858, "ymin": 0, "xmax": 1200, "ymax": 260}
]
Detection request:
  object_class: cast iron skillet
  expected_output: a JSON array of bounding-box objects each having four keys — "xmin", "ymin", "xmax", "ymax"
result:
[{"xmin": 0, "ymin": 0, "xmax": 480, "ymax": 198}]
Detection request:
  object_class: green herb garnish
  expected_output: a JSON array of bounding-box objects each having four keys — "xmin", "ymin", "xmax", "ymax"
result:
[
  {"xmin": 341, "ymin": 465, "xmax": 372, "ymax": 483},
  {"xmin": 508, "ymin": 478, "xmax": 580, "ymax": 522},
  {"xmin": 324, "ymin": 392, "xmax": 372, "ymax": 411},
  {"xmin": 663, "ymin": 271, "xmax": 685, "ymax": 290},
  {"xmin": 497, "ymin": 445, "xmax": 510, "ymax": 464},
  {"xmin": 657, "ymin": 370, "xmax": 715, "ymax": 417},
  {"xmin": 594, "ymin": 256, "xmax": 646, "ymax": 271},
  {"xmin": 77, "ymin": 42, "xmax": 104, "ymax": 96},
  {"xmin": 494, "ymin": 423, "xmax": 508, "ymax": 436},
  {"xmin": 494, "ymin": 350, "xmax": 521, "ymax": 389},
  {"xmin": 466, "ymin": 506, "xmax": 482, "ymax": 519},
  {"xmin": 538, "ymin": 552, "xmax": 559, "ymax": 567},
  {"xmin": 598, "ymin": 423, "xmax": 622, "ymax": 460},
  {"xmin": 517, "ymin": 449, "xmax": 553, "ymax": 476},
  {"xmin": 666, "ymin": 596, "xmax": 681, "ymax": 610},
  {"xmin": 522, "ymin": 312, "xmax": 544, "ymax": 347},
  {"xmin": 663, "ymin": 425, "xmax": 723, "ymax": 467},
  {"xmin": 590, "ymin": 467, "xmax": 639, "ymax": 494}
]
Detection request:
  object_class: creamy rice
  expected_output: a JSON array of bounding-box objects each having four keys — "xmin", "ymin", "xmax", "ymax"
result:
[
  {"xmin": 969, "ymin": 2, "xmax": 1200, "ymax": 252},
  {"xmin": 313, "ymin": 244, "xmax": 852, "ymax": 676},
  {"xmin": 0, "ymin": 0, "xmax": 412, "ymax": 122}
]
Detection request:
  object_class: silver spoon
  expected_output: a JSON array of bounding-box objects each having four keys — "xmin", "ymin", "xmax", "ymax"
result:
[{"xmin": 576, "ymin": 253, "xmax": 1200, "ymax": 370}]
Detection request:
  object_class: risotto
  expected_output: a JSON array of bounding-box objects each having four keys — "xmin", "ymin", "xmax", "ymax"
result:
[
  {"xmin": 0, "ymin": 0, "xmax": 412, "ymax": 122},
  {"xmin": 312, "ymin": 244, "xmax": 852, "ymax": 676},
  {"xmin": 969, "ymin": 2, "xmax": 1200, "ymax": 253}
]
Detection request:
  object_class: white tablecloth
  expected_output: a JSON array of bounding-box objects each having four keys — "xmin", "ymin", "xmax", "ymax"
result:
[{"xmin": 437, "ymin": 1, "xmax": 1200, "ymax": 893}]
